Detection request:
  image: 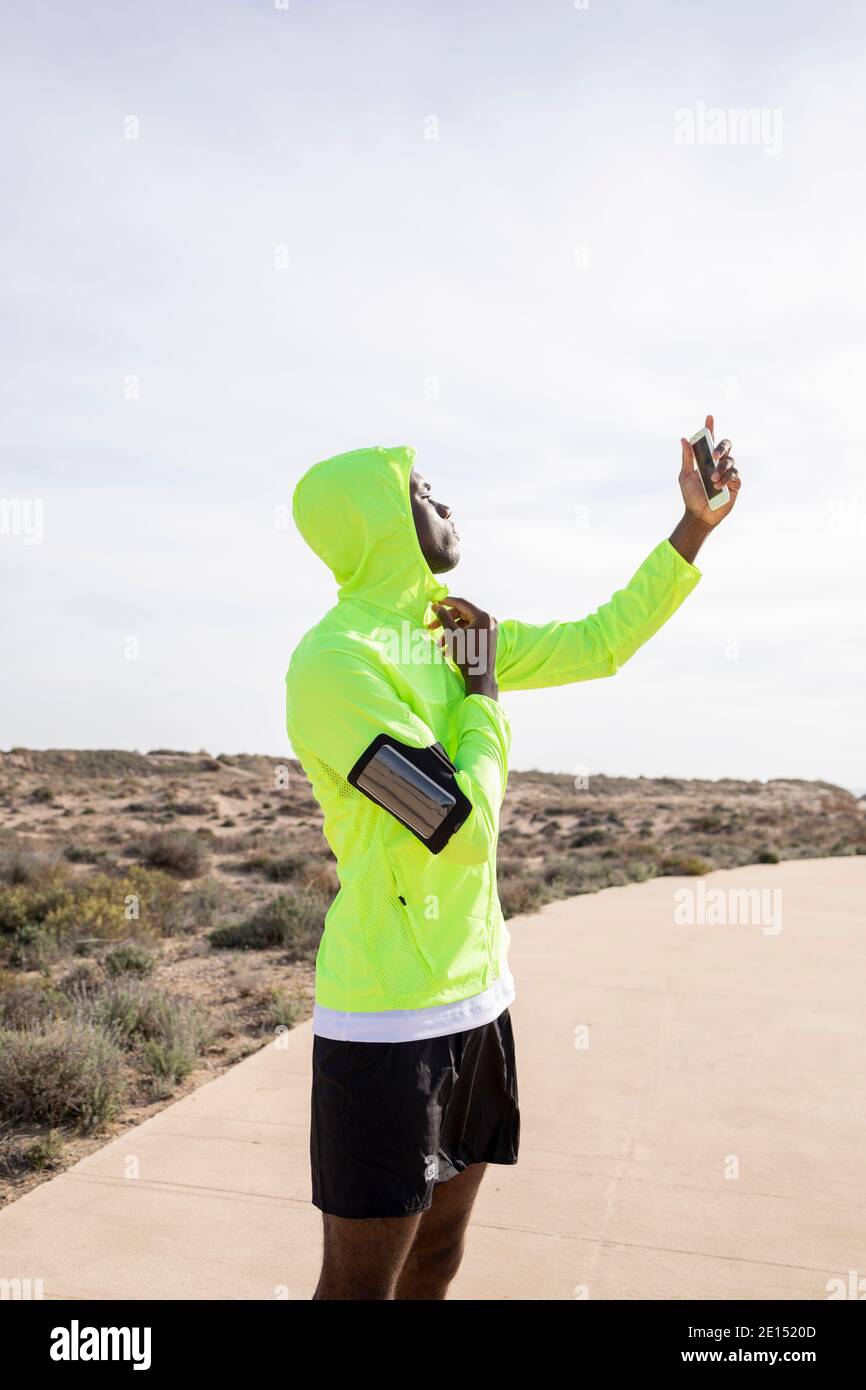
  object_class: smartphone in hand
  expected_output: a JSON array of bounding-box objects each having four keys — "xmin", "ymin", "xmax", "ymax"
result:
[{"xmin": 689, "ymin": 427, "xmax": 730, "ymax": 511}]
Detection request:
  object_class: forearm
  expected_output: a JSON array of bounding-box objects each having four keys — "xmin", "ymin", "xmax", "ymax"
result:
[{"xmin": 668, "ymin": 511, "xmax": 714, "ymax": 566}]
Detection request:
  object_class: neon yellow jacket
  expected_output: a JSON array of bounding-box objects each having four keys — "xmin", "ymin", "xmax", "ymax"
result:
[{"xmin": 286, "ymin": 444, "xmax": 701, "ymax": 1013}]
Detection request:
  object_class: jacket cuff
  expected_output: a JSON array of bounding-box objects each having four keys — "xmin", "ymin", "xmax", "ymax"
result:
[{"xmin": 661, "ymin": 537, "xmax": 703, "ymax": 586}]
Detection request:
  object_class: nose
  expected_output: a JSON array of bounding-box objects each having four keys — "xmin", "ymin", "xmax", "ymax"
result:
[{"xmin": 437, "ymin": 500, "xmax": 452, "ymax": 520}]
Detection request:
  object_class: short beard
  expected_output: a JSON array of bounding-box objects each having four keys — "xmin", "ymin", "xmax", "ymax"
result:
[{"xmin": 428, "ymin": 542, "xmax": 459, "ymax": 575}]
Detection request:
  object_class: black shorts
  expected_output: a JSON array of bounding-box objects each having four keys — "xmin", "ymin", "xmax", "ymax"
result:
[{"xmin": 310, "ymin": 1007, "xmax": 520, "ymax": 1220}]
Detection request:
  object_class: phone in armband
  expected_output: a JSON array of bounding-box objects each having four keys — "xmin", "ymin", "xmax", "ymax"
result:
[
  {"xmin": 346, "ymin": 736, "xmax": 472, "ymax": 854},
  {"xmin": 689, "ymin": 427, "xmax": 730, "ymax": 512}
]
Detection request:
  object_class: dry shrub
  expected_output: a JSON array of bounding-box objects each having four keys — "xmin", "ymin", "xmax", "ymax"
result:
[
  {"xmin": 139, "ymin": 830, "xmax": 207, "ymax": 878},
  {"xmin": 0, "ymin": 1021, "xmax": 128, "ymax": 1131},
  {"xmin": 210, "ymin": 887, "xmax": 327, "ymax": 959}
]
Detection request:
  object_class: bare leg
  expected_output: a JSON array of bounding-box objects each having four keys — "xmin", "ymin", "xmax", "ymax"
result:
[
  {"xmin": 313, "ymin": 1210, "xmax": 423, "ymax": 1300},
  {"xmin": 394, "ymin": 1163, "xmax": 488, "ymax": 1301}
]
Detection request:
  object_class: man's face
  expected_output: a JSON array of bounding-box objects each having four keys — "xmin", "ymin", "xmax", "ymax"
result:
[{"xmin": 409, "ymin": 467, "xmax": 460, "ymax": 574}]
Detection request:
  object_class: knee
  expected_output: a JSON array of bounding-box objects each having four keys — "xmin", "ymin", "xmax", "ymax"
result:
[{"xmin": 408, "ymin": 1233, "xmax": 466, "ymax": 1287}]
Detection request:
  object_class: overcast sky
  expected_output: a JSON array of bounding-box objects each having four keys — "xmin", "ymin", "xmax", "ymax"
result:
[{"xmin": 1, "ymin": 0, "xmax": 864, "ymax": 788}]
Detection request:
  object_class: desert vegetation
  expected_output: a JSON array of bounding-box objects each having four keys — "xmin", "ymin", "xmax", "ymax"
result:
[{"xmin": 0, "ymin": 746, "xmax": 863, "ymax": 1206}]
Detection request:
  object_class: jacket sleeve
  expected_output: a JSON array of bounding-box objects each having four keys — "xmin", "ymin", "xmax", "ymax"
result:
[
  {"xmin": 286, "ymin": 644, "xmax": 511, "ymax": 866},
  {"xmin": 495, "ymin": 539, "xmax": 701, "ymax": 692}
]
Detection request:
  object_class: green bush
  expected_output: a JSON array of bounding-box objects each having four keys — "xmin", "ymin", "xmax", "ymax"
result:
[
  {"xmin": 0, "ymin": 1021, "xmax": 128, "ymax": 1131},
  {"xmin": 39, "ymin": 867, "xmax": 183, "ymax": 945},
  {"xmin": 24, "ymin": 1128, "xmax": 65, "ymax": 1171},
  {"xmin": 86, "ymin": 980, "xmax": 213, "ymax": 1093},
  {"xmin": 91, "ymin": 979, "xmax": 192, "ymax": 1042},
  {"xmin": 266, "ymin": 988, "xmax": 302, "ymax": 1030},
  {"xmin": 83, "ymin": 981, "xmax": 211, "ymax": 1097},
  {"xmin": 657, "ymin": 855, "xmax": 711, "ymax": 877},
  {"xmin": 210, "ymin": 889, "xmax": 326, "ymax": 959},
  {"xmin": 0, "ymin": 866, "xmax": 186, "ymax": 967},
  {"xmin": 622, "ymin": 860, "xmax": 655, "ymax": 883},
  {"xmin": 104, "ymin": 943, "xmax": 156, "ymax": 978},
  {"xmin": 0, "ymin": 882, "xmax": 68, "ymax": 936},
  {"xmin": 570, "ymin": 829, "xmax": 606, "ymax": 847},
  {"xmin": 63, "ymin": 845, "xmax": 109, "ymax": 865},
  {"xmin": 684, "ymin": 814, "xmax": 726, "ymax": 832},
  {"xmin": 140, "ymin": 1032, "xmax": 201, "ymax": 1092},
  {"xmin": 7, "ymin": 924, "xmax": 60, "ymax": 971}
]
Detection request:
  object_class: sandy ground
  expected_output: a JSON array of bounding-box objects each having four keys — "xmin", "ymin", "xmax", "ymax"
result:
[{"xmin": 0, "ymin": 856, "xmax": 863, "ymax": 1301}]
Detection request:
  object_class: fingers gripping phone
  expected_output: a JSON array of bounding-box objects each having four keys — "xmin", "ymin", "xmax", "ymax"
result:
[{"xmin": 689, "ymin": 428, "xmax": 730, "ymax": 511}]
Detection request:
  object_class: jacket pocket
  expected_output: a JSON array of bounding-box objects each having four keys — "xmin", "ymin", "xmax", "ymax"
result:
[
  {"xmin": 357, "ymin": 828, "xmax": 435, "ymax": 998},
  {"xmin": 391, "ymin": 868, "xmax": 439, "ymax": 977},
  {"xmin": 381, "ymin": 817, "xmax": 495, "ymax": 990}
]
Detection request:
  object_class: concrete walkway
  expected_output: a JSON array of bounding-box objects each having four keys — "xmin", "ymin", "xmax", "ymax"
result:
[{"xmin": 1, "ymin": 858, "xmax": 863, "ymax": 1300}]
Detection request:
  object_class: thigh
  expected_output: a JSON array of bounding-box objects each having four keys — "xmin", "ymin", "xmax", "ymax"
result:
[
  {"xmin": 315, "ymin": 1209, "xmax": 422, "ymax": 1300},
  {"xmin": 410, "ymin": 1161, "xmax": 488, "ymax": 1255}
]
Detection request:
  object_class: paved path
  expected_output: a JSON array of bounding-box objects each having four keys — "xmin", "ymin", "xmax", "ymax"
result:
[{"xmin": 1, "ymin": 858, "xmax": 863, "ymax": 1300}]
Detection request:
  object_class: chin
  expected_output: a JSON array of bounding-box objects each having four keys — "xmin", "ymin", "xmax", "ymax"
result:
[{"xmin": 433, "ymin": 544, "xmax": 460, "ymax": 575}]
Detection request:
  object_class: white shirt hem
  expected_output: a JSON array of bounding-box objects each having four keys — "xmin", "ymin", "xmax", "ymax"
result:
[{"xmin": 313, "ymin": 967, "xmax": 516, "ymax": 1043}]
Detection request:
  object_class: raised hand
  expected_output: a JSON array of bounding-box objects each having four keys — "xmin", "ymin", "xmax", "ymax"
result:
[{"xmin": 679, "ymin": 413, "xmax": 742, "ymax": 527}]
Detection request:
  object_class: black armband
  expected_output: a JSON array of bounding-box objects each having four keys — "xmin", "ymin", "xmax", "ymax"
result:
[{"xmin": 346, "ymin": 735, "xmax": 472, "ymax": 854}]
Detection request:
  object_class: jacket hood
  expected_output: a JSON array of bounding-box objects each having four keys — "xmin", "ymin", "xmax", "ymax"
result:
[{"xmin": 292, "ymin": 445, "xmax": 450, "ymax": 624}]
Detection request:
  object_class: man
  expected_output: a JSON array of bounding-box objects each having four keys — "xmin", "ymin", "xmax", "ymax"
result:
[{"xmin": 286, "ymin": 417, "xmax": 740, "ymax": 1300}]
